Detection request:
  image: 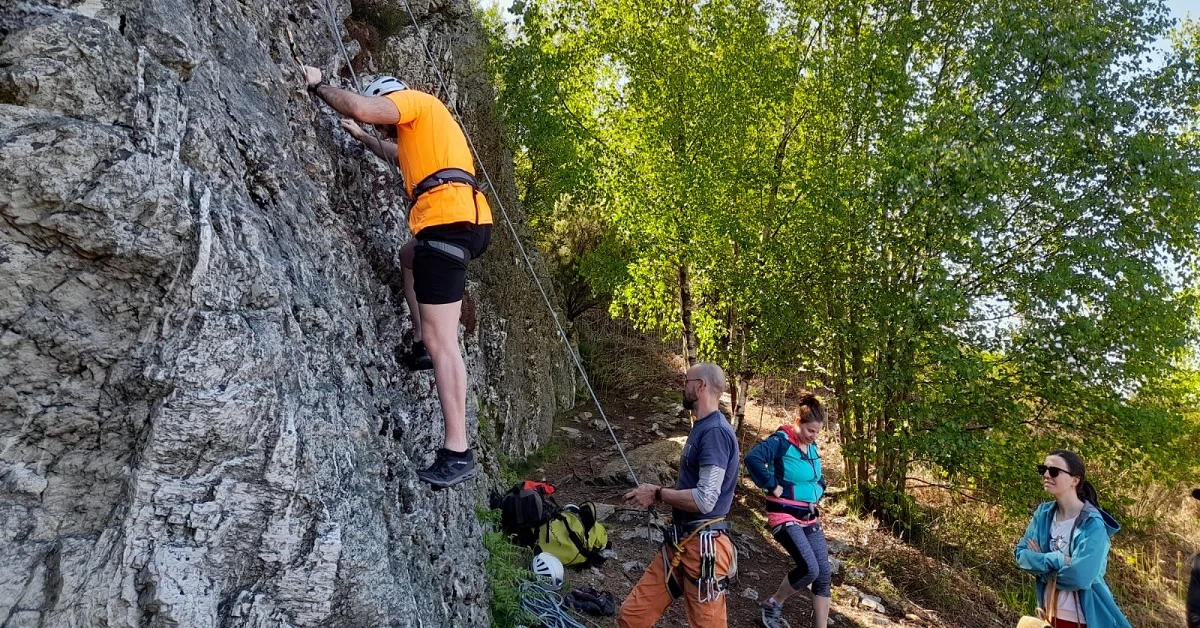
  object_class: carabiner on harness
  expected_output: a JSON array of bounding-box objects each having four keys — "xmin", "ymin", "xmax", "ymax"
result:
[
  {"xmin": 697, "ymin": 530, "xmax": 725, "ymax": 603},
  {"xmin": 661, "ymin": 518, "xmax": 730, "ymax": 603}
]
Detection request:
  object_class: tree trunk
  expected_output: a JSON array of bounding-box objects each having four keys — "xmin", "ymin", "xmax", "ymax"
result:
[
  {"xmin": 679, "ymin": 264, "xmax": 697, "ymax": 366},
  {"xmin": 735, "ymin": 376, "xmax": 749, "ymax": 426},
  {"xmin": 729, "ymin": 372, "xmax": 740, "ymax": 433},
  {"xmin": 850, "ymin": 327, "xmax": 868, "ymax": 490},
  {"xmin": 731, "ymin": 372, "xmax": 751, "ymax": 440}
]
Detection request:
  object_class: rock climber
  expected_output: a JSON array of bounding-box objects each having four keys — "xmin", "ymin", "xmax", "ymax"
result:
[
  {"xmin": 619, "ymin": 363, "xmax": 740, "ymax": 627},
  {"xmin": 303, "ymin": 66, "xmax": 492, "ymax": 489}
]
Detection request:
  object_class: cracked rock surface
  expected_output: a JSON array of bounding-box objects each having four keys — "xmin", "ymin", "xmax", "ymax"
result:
[{"xmin": 0, "ymin": 0, "xmax": 573, "ymax": 625}]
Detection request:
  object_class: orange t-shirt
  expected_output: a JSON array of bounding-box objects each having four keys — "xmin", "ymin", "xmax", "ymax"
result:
[{"xmin": 384, "ymin": 90, "xmax": 494, "ymax": 235}]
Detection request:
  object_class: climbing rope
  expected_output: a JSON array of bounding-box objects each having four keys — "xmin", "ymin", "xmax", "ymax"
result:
[
  {"xmin": 519, "ymin": 580, "xmax": 587, "ymax": 628},
  {"xmin": 319, "ymin": 0, "xmax": 360, "ymax": 89},
  {"xmin": 304, "ymin": 1, "xmax": 413, "ymax": 226},
  {"xmin": 385, "ymin": 0, "xmax": 641, "ymax": 488}
]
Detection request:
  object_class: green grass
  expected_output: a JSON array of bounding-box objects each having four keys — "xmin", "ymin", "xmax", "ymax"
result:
[
  {"xmin": 997, "ymin": 583, "xmax": 1037, "ymax": 615},
  {"xmin": 498, "ymin": 440, "xmax": 564, "ymax": 488},
  {"xmin": 479, "ymin": 508, "xmax": 537, "ymax": 628}
]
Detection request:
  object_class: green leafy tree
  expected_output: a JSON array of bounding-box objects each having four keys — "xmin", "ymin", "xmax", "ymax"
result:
[{"xmin": 487, "ymin": 0, "xmax": 1200, "ymax": 528}]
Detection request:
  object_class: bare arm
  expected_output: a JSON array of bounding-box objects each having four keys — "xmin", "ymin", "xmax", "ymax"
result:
[
  {"xmin": 623, "ymin": 465, "xmax": 725, "ymax": 514},
  {"xmin": 659, "ymin": 486, "xmax": 700, "ymax": 513},
  {"xmin": 340, "ymin": 119, "xmax": 397, "ymax": 163},
  {"xmin": 304, "ymin": 66, "xmax": 399, "ymax": 125}
]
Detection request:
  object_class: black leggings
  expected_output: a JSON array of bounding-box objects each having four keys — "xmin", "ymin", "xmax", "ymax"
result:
[{"xmin": 773, "ymin": 521, "xmax": 832, "ymax": 597}]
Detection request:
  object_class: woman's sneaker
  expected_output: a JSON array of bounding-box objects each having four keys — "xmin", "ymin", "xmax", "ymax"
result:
[{"xmin": 760, "ymin": 598, "xmax": 791, "ymax": 628}]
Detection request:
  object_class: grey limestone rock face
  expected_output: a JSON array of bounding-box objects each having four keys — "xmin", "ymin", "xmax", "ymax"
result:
[{"xmin": 0, "ymin": 0, "xmax": 572, "ymax": 625}]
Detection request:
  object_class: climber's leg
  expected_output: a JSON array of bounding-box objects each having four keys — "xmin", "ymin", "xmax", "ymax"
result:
[
  {"xmin": 396, "ymin": 239, "xmax": 433, "ymax": 371},
  {"xmin": 410, "ymin": 232, "xmax": 476, "ymax": 488},
  {"xmin": 421, "ymin": 299, "xmax": 468, "ymax": 451},
  {"xmin": 399, "ymin": 239, "xmax": 422, "ymax": 342}
]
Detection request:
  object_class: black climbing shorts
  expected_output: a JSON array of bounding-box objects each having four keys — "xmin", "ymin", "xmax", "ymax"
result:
[{"xmin": 412, "ymin": 221, "xmax": 492, "ymax": 305}]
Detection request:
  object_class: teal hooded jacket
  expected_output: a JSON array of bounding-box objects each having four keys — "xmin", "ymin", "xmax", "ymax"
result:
[{"xmin": 1014, "ymin": 501, "xmax": 1130, "ymax": 628}]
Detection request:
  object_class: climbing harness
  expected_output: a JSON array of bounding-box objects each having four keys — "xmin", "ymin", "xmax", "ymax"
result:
[
  {"xmin": 410, "ymin": 167, "xmax": 486, "ymax": 225},
  {"xmin": 410, "ymin": 167, "xmax": 480, "ymax": 202},
  {"xmin": 765, "ymin": 497, "xmax": 820, "ymax": 524},
  {"xmin": 661, "ymin": 517, "xmax": 733, "ymax": 602},
  {"xmin": 416, "ymin": 239, "xmax": 470, "ymax": 261}
]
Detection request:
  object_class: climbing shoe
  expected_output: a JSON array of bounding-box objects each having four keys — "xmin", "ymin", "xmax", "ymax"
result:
[
  {"xmin": 564, "ymin": 587, "xmax": 617, "ymax": 616},
  {"xmin": 760, "ymin": 598, "xmax": 791, "ymax": 628},
  {"xmin": 416, "ymin": 448, "xmax": 478, "ymax": 489},
  {"xmin": 397, "ymin": 340, "xmax": 434, "ymax": 371}
]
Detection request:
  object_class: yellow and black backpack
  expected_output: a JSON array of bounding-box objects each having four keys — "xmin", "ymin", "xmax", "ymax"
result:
[
  {"xmin": 535, "ymin": 503, "xmax": 610, "ymax": 568},
  {"xmin": 489, "ymin": 481, "xmax": 611, "ymax": 568}
]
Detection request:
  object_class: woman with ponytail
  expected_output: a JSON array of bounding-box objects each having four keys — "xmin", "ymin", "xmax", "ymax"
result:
[
  {"xmin": 1014, "ymin": 450, "xmax": 1130, "ymax": 628},
  {"xmin": 744, "ymin": 394, "xmax": 832, "ymax": 628}
]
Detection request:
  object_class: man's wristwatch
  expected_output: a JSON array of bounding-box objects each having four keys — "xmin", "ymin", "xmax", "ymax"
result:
[
  {"xmin": 308, "ymin": 81, "xmax": 328, "ymax": 93},
  {"xmin": 654, "ymin": 487, "xmax": 663, "ymax": 503}
]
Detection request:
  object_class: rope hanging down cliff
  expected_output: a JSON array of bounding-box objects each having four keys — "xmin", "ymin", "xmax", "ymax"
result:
[{"xmin": 311, "ymin": 1, "xmax": 641, "ymax": 489}]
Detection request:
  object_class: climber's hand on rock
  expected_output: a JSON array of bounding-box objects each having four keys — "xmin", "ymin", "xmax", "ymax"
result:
[
  {"xmin": 303, "ymin": 65, "xmax": 323, "ymax": 87},
  {"xmin": 340, "ymin": 119, "xmax": 365, "ymax": 139}
]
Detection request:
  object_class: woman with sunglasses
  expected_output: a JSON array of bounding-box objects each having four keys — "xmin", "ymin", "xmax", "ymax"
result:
[{"xmin": 1014, "ymin": 450, "xmax": 1130, "ymax": 628}]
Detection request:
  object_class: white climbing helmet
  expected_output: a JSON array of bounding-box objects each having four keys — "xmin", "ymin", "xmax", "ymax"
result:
[
  {"xmin": 362, "ymin": 76, "xmax": 408, "ymax": 97},
  {"xmin": 531, "ymin": 552, "xmax": 564, "ymax": 590}
]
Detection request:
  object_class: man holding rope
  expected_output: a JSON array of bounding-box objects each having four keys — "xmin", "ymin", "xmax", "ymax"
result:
[
  {"xmin": 620, "ymin": 363, "xmax": 740, "ymax": 627},
  {"xmin": 303, "ymin": 65, "xmax": 493, "ymax": 489}
]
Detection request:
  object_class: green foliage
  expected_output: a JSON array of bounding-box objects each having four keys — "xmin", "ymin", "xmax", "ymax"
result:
[
  {"xmin": 481, "ymin": 1, "xmax": 628, "ymax": 319},
  {"xmin": 498, "ymin": 439, "xmax": 563, "ymax": 488},
  {"xmin": 478, "ymin": 508, "xmax": 537, "ymax": 628},
  {"xmin": 997, "ymin": 584, "xmax": 1038, "ymax": 616},
  {"xmin": 488, "ymin": 0, "xmax": 1200, "ymax": 526}
]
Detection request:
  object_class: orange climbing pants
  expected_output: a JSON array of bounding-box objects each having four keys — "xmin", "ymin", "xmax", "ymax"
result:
[{"xmin": 617, "ymin": 533, "xmax": 735, "ymax": 628}]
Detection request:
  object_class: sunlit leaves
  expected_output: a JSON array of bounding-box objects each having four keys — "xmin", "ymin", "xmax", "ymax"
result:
[{"xmin": 486, "ymin": 0, "xmax": 1200, "ymax": 517}]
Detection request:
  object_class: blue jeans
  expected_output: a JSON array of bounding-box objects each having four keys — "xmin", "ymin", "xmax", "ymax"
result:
[{"xmin": 773, "ymin": 521, "xmax": 832, "ymax": 597}]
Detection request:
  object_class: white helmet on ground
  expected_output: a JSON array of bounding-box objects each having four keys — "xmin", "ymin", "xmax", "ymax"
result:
[
  {"xmin": 531, "ymin": 552, "xmax": 564, "ymax": 590},
  {"xmin": 362, "ymin": 76, "xmax": 408, "ymax": 97}
]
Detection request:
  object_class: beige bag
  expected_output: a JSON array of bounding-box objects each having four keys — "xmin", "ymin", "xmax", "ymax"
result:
[{"xmin": 1017, "ymin": 574, "xmax": 1058, "ymax": 628}]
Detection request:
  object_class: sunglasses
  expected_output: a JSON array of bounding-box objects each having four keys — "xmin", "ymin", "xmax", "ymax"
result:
[{"xmin": 1036, "ymin": 464, "xmax": 1074, "ymax": 479}]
